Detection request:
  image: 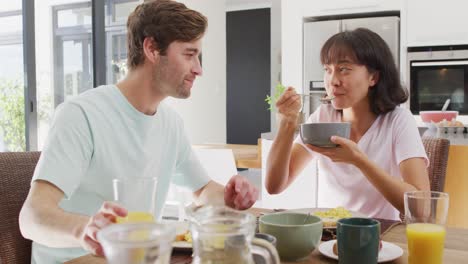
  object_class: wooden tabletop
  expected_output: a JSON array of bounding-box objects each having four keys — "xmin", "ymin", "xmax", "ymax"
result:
[
  {"xmin": 65, "ymin": 208, "xmax": 468, "ymax": 264},
  {"xmin": 279, "ymin": 224, "xmax": 468, "ymax": 264}
]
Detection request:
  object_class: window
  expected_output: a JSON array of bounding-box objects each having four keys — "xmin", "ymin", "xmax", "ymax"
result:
[
  {"xmin": 0, "ymin": 0, "xmax": 141, "ymax": 150},
  {"xmin": 0, "ymin": 6, "xmax": 25, "ymax": 151},
  {"xmin": 35, "ymin": 0, "xmax": 93, "ymax": 149},
  {"xmin": 34, "ymin": 0, "xmax": 141, "ymax": 149},
  {"xmin": 106, "ymin": 0, "xmax": 140, "ymax": 83}
]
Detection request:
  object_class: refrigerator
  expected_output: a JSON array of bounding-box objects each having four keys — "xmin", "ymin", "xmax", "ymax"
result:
[{"xmin": 303, "ymin": 16, "xmax": 400, "ymax": 116}]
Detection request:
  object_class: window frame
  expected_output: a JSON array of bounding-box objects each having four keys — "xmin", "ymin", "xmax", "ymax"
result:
[{"xmin": 0, "ymin": 0, "xmax": 139, "ymax": 151}]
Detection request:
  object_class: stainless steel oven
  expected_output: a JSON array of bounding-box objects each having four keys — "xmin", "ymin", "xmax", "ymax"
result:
[
  {"xmin": 305, "ymin": 81, "xmax": 327, "ymax": 117},
  {"xmin": 407, "ymin": 46, "xmax": 468, "ymax": 114}
]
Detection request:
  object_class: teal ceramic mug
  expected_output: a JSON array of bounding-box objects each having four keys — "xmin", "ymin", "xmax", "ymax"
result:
[{"xmin": 336, "ymin": 218, "xmax": 380, "ymax": 264}]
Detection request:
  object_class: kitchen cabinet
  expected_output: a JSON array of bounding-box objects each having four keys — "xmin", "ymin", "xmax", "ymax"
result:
[
  {"xmin": 444, "ymin": 145, "xmax": 468, "ymax": 228},
  {"xmin": 315, "ymin": 0, "xmax": 397, "ymax": 13},
  {"xmin": 406, "ymin": 0, "xmax": 468, "ymax": 46},
  {"xmin": 258, "ymin": 139, "xmax": 318, "ymax": 209}
]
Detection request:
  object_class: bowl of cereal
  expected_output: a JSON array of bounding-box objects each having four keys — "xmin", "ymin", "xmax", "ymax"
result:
[{"xmin": 291, "ymin": 207, "xmax": 367, "ymax": 229}]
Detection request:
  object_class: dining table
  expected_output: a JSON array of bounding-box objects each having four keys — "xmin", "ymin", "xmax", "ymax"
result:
[{"xmin": 65, "ymin": 208, "xmax": 468, "ymax": 264}]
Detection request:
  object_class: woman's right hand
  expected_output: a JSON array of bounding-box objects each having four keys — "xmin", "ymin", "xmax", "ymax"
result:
[
  {"xmin": 276, "ymin": 87, "xmax": 302, "ymax": 124},
  {"xmin": 79, "ymin": 202, "xmax": 127, "ymax": 256}
]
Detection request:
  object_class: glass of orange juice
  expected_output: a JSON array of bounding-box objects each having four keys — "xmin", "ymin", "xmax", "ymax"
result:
[
  {"xmin": 404, "ymin": 191, "xmax": 449, "ymax": 264},
  {"xmin": 113, "ymin": 177, "xmax": 158, "ymax": 223}
]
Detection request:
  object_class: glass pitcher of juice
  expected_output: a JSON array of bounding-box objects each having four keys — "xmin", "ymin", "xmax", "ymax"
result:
[
  {"xmin": 189, "ymin": 206, "xmax": 280, "ymax": 264},
  {"xmin": 98, "ymin": 222, "xmax": 175, "ymax": 264},
  {"xmin": 113, "ymin": 177, "xmax": 158, "ymax": 223},
  {"xmin": 404, "ymin": 191, "xmax": 449, "ymax": 264}
]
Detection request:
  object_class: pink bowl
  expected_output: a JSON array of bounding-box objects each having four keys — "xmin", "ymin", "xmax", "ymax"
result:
[{"xmin": 419, "ymin": 111, "xmax": 458, "ymax": 123}]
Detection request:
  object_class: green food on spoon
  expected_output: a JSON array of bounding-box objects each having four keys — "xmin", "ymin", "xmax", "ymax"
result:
[{"xmin": 265, "ymin": 82, "xmax": 286, "ymax": 111}]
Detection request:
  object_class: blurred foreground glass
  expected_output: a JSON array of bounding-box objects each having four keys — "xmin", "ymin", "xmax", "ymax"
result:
[
  {"xmin": 113, "ymin": 177, "xmax": 158, "ymax": 223},
  {"xmin": 189, "ymin": 206, "xmax": 280, "ymax": 264},
  {"xmin": 404, "ymin": 191, "xmax": 449, "ymax": 264},
  {"xmin": 98, "ymin": 223, "xmax": 175, "ymax": 264}
]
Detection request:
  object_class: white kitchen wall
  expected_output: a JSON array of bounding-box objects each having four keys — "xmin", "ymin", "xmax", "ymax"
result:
[{"xmin": 165, "ymin": 0, "xmax": 227, "ymax": 144}]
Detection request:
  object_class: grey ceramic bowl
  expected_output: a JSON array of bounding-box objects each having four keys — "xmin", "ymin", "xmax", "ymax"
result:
[
  {"xmin": 259, "ymin": 212, "xmax": 323, "ymax": 261},
  {"xmin": 300, "ymin": 122, "xmax": 351, "ymax": 147}
]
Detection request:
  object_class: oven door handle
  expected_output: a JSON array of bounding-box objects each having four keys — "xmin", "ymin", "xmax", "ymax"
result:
[{"xmin": 411, "ymin": 60, "xmax": 468, "ymax": 67}]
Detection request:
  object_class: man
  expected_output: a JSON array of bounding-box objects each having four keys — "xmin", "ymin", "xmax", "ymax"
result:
[{"xmin": 19, "ymin": 1, "xmax": 258, "ymax": 263}]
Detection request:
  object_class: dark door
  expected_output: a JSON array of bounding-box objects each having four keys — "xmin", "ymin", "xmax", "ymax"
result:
[{"xmin": 226, "ymin": 8, "xmax": 270, "ymax": 144}]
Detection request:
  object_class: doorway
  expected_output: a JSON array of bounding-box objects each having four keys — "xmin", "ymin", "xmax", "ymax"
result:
[{"xmin": 226, "ymin": 8, "xmax": 271, "ymax": 145}]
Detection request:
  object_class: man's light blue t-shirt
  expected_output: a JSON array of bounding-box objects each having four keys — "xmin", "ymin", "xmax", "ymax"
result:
[{"xmin": 31, "ymin": 85, "xmax": 210, "ymax": 263}]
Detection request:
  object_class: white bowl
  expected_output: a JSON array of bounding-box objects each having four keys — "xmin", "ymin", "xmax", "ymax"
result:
[{"xmin": 419, "ymin": 111, "xmax": 458, "ymax": 123}]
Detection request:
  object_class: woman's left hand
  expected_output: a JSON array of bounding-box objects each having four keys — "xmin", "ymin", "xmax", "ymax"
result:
[{"xmin": 306, "ymin": 136, "xmax": 366, "ymax": 166}]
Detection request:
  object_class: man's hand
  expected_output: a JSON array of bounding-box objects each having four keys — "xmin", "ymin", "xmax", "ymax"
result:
[
  {"xmin": 224, "ymin": 175, "xmax": 259, "ymax": 210},
  {"xmin": 79, "ymin": 202, "xmax": 127, "ymax": 256}
]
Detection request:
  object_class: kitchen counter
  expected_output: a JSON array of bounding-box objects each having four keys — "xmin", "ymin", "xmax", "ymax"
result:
[
  {"xmin": 444, "ymin": 145, "xmax": 468, "ymax": 228},
  {"xmin": 193, "ymin": 140, "xmax": 261, "ymax": 169}
]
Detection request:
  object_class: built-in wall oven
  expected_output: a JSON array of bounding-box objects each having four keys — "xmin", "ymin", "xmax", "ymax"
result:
[
  {"xmin": 307, "ymin": 81, "xmax": 327, "ymax": 116},
  {"xmin": 407, "ymin": 46, "xmax": 468, "ymax": 115}
]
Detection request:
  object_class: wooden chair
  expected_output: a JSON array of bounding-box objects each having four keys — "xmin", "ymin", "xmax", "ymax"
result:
[
  {"xmin": 422, "ymin": 137, "xmax": 450, "ymax": 193},
  {"xmin": 400, "ymin": 137, "xmax": 450, "ymax": 221},
  {"xmin": 0, "ymin": 152, "xmax": 40, "ymax": 264}
]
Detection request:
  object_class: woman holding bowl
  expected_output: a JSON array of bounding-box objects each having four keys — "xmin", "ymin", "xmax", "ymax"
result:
[{"xmin": 266, "ymin": 28, "xmax": 430, "ymax": 220}]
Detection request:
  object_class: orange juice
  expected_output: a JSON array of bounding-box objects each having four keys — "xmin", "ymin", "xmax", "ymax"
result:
[
  {"xmin": 116, "ymin": 211, "xmax": 155, "ymax": 224},
  {"xmin": 406, "ymin": 223, "xmax": 446, "ymax": 264}
]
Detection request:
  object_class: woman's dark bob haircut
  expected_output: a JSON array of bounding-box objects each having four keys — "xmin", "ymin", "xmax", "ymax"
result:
[{"xmin": 320, "ymin": 27, "xmax": 408, "ymax": 115}]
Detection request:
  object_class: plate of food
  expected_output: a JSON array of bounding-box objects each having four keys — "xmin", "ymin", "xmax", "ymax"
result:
[
  {"xmin": 290, "ymin": 207, "xmax": 367, "ymax": 228},
  {"xmin": 169, "ymin": 221, "xmax": 192, "ymax": 252},
  {"xmin": 318, "ymin": 239, "xmax": 403, "ymax": 262}
]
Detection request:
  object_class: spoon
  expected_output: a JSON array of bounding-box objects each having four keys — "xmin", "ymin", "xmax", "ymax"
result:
[
  {"xmin": 298, "ymin": 94, "xmax": 335, "ymax": 104},
  {"xmin": 441, "ymin": 99, "xmax": 451, "ymax": 111},
  {"xmin": 302, "ymin": 212, "xmax": 312, "ymax": 224},
  {"xmin": 319, "ymin": 95, "xmax": 335, "ymax": 104}
]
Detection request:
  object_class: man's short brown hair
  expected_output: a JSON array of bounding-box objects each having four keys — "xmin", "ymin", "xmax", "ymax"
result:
[{"xmin": 126, "ymin": 0, "xmax": 207, "ymax": 69}]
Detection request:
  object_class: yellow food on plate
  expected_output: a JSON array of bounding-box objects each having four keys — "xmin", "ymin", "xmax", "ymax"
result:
[
  {"xmin": 184, "ymin": 231, "xmax": 192, "ymax": 243},
  {"xmin": 313, "ymin": 207, "xmax": 352, "ymax": 228},
  {"xmin": 314, "ymin": 207, "xmax": 352, "ymax": 219},
  {"xmin": 175, "ymin": 230, "xmax": 192, "ymax": 243}
]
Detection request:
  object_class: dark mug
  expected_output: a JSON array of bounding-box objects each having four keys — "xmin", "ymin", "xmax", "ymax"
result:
[{"xmin": 337, "ymin": 218, "xmax": 380, "ymax": 264}]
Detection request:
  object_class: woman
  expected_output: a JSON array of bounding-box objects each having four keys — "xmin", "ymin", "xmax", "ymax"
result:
[{"xmin": 266, "ymin": 28, "xmax": 429, "ymax": 220}]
